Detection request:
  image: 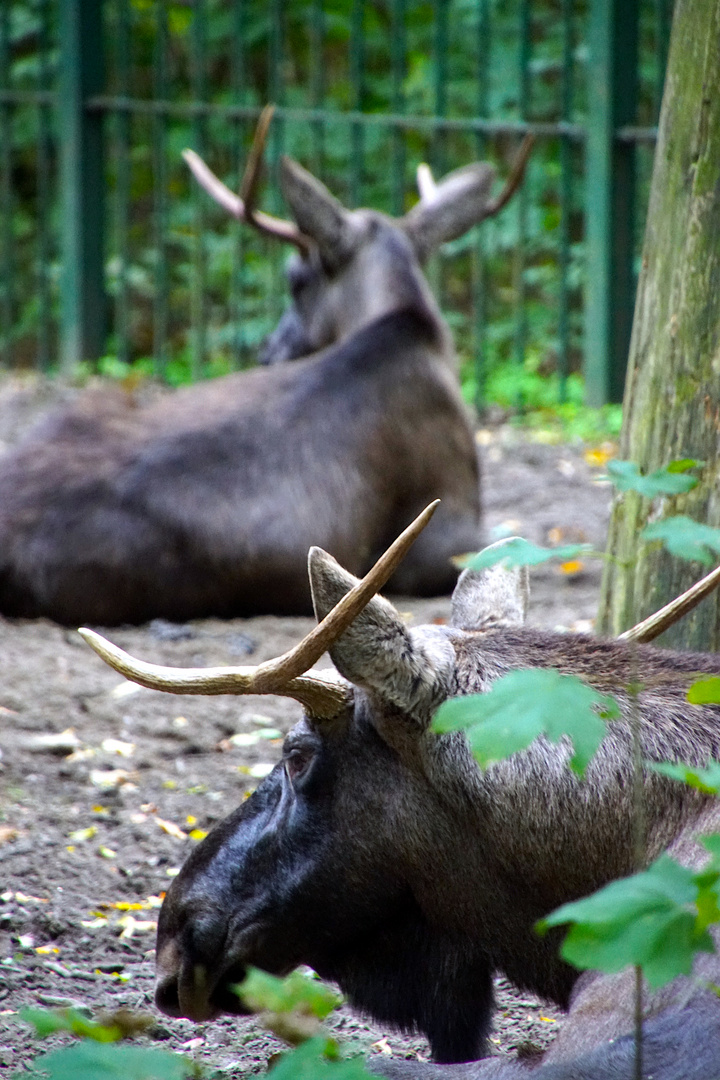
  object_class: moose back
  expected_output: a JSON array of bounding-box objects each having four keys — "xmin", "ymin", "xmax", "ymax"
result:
[{"xmin": 0, "ymin": 129, "xmax": 530, "ymax": 626}]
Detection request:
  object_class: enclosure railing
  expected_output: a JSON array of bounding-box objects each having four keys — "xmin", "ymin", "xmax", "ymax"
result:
[{"xmin": 0, "ymin": 0, "xmax": 672, "ymax": 406}]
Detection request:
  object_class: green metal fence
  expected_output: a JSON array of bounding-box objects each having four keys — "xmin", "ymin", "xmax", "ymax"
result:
[{"xmin": 0, "ymin": 0, "xmax": 672, "ymax": 405}]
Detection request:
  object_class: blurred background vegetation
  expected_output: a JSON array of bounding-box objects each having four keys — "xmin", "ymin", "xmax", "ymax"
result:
[{"xmin": 1, "ymin": 0, "xmax": 671, "ymax": 426}]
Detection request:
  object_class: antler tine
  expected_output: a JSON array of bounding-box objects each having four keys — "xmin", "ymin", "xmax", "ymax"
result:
[
  {"xmin": 484, "ymin": 133, "xmax": 535, "ymax": 217},
  {"xmin": 182, "ymin": 107, "xmax": 314, "ymax": 256},
  {"xmin": 416, "ymin": 163, "xmax": 438, "ymax": 203},
  {"xmin": 251, "ymin": 500, "xmax": 440, "ymax": 691},
  {"xmin": 78, "ymin": 501, "xmax": 439, "ymax": 714},
  {"xmin": 620, "ymin": 563, "xmax": 720, "ymax": 644},
  {"xmin": 238, "ymin": 103, "xmax": 275, "ymax": 215}
]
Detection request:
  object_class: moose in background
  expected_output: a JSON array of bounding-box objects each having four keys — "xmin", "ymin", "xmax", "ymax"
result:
[
  {"xmin": 81, "ymin": 506, "xmax": 720, "ymax": 1080},
  {"xmin": 0, "ymin": 109, "xmax": 530, "ymax": 626}
]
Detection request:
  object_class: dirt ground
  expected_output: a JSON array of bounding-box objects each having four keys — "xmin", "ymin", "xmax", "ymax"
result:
[{"xmin": 0, "ymin": 374, "xmax": 615, "ymax": 1076}]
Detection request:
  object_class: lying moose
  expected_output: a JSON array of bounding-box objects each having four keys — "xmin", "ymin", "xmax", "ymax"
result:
[
  {"xmin": 0, "ymin": 110, "xmax": 530, "ymax": 626},
  {"xmin": 80, "ymin": 504, "xmax": 720, "ymax": 1079}
]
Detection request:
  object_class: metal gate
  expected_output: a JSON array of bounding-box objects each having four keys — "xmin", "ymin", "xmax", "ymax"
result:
[{"xmin": 0, "ymin": 0, "xmax": 672, "ymax": 405}]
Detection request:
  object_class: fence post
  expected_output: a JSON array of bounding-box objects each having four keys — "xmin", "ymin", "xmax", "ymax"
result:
[
  {"xmin": 58, "ymin": 0, "xmax": 106, "ymax": 370},
  {"xmin": 584, "ymin": 0, "xmax": 638, "ymax": 406}
]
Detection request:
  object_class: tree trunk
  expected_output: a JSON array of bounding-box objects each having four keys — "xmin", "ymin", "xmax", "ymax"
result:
[{"xmin": 597, "ymin": 0, "xmax": 720, "ymax": 650}]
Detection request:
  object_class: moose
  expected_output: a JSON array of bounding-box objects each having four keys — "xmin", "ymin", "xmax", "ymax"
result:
[
  {"xmin": 0, "ymin": 109, "xmax": 530, "ymax": 627},
  {"xmin": 79, "ymin": 504, "xmax": 720, "ymax": 1079}
]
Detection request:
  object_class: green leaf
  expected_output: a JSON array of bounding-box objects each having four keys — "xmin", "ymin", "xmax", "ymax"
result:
[
  {"xmin": 234, "ymin": 967, "xmax": 342, "ymax": 1021},
  {"xmin": 538, "ymin": 854, "xmax": 718, "ymax": 989},
  {"xmin": 641, "ymin": 516, "xmax": 720, "ymax": 566},
  {"xmin": 651, "ymin": 759, "xmax": 720, "ymax": 795},
  {"xmin": 19, "ymin": 1008, "xmax": 121, "ymax": 1043},
  {"xmin": 16, "ymin": 1041, "xmax": 195, "ymax": 1080},
  {"xmin": 606, "ymin": 459, "xmax": 700, "ymax": 497},
  {"xmin": 666, "ymin": 458, "xmax": 705, "ymax": 474},
  {"xmin": 432, "ymin": 669, "xmax": 619, "ymax": 776},
  {"xmin": 267, "ymin": 1038, "xmax": 375, "ymax": 1079},
  {"xmin": 459, "ymin": 537, "xmax": 593, "ymax": 572},
  {"xmin": 688, "ymin": 676, "xmax": 720, "ymax": 705}
]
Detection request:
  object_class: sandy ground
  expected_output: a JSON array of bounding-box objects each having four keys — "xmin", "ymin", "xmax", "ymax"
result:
[{"xmin": 0, "ymin": 374, "xmax": 614, "ymax": 1076}]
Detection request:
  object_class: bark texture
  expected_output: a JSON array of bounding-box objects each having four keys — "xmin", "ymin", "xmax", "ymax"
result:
[{"xmin": 597, "ymin": 0, "xmax": 720, "ymax": 649}]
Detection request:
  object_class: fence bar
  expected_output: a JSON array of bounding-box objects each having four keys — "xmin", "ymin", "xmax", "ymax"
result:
[
  {"xmin": 84, "ymin": 96, "xmax": 588, "ymax": 140},
  {"xmin": 190, "ymin": 0, "xmax": 208, "ymax": 378},
  {"xmin": 390, "ymin": 0, "xmax": 406, "ymax": 216},
  {"xmin": 36, "ymin": 0, "xmax": 53, "ymax": 371},
  {"xmin": 513, "ymin": 0, "xmax": 531, "ymax": 401},
  {"xmin": 471, "ymin": 0, "xmax": 490, "ymax": 411},
  {"xmin": 152, "ymin": 1, "xmax": 169, "ymax": 374},
  {"xmin": 310, "ymin": 0, "xmax": 325, "ymax": 175},
  {"xmin": 349, "ymin": 0, "xmax": 365, "ymax": 207},
  {"xmin": 230, "ymin": 0, "xmax": 247, "ymax": 367},
  {"xmin": 58, "ymin": 0, "xmax": 106, "ymax": 369},
  {"xmin": 584, "ymin": 0, "xmax": 639, "ymax": 405},
  {"xmin": 557, "ymin": 0, "xmax": 574, "ymax": 396},
  {"xmin": 0, "ymin": 3, "xmax": 13, "ymax": 367},
  {"xmin": 115, "ymin": 0, "xmax": 131, "ymax": 367}
]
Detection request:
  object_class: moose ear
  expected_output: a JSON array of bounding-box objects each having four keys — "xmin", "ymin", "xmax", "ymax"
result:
[
  {"xmin": 450, "ymin": 539, "xmax": 529, "ymax": 631},
  {"xmin": 279, "ymin": 157, "xmax": 360, "ymax": 271},
  {"xmin": 308, "ymin": 547, "xmax": 455, "ymax": 726},
  {"xmin": 401, "ymin": 162, "xmax": 496, "ymax": 261}
]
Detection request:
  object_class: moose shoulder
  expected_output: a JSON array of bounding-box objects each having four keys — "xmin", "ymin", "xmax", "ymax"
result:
[
  {"xmin": 80, "ymin": 512, "xmax": 720, "ymax": 1079},
  {"xmin": 0, "ymin": 118, "xmax": 530, "ymax": 626}
]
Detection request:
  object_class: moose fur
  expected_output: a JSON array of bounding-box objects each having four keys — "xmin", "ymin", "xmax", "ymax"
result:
[
  {"xmin": 0, "ymin": 154, "xmax": 496, "ymax": 625},
  {"xmin": 149, "ymin": 554, "xmax": 720, "ymax": 1080}
]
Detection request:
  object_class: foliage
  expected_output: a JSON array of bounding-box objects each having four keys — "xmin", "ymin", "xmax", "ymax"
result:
[
  {"xmin": 232, "ymin": 967, "xmax": 374, "ymax": 1077},
  {"xmin": 235, "ymin": 966, "xmax": 342, "ymax": 1025},
  {"xmin": 17, "ymin": 1041, "xmax": 196, "ymax": 1080},
  {"xmin": 538, "ymin": 851, "xmax": 720, "ymax": 989},
  {"xmin": 688, "ymin": 679, "xmax": 720, "ymax": 708},
  {"xmin": 267, "ymin": 1038, "xmax": 375, "ymax": 1080},
  {"xmin": 605, "ymin": 459, "xmax": 701, "ymax": 498},
  {"xmin": 652, "ymin": 759, "xmax": 720, "ymax": 796},
  {"xmin": 458, "ymin": 536, "xmax": 594, "ymax": 572},
  {"xmin": 641, "ymin": 516, "xmax": 720, "ymax": 567},
  {"xmin": 433, "ymin": 668, "xmax": 619, "ymax": 777},
  {"xmin": 14, "ymin": 1008, "xmax": 197, "ymax": 1080},
  {"xmin": 3, "ymin": 0, "xmax": 669, "ymax": 391}
]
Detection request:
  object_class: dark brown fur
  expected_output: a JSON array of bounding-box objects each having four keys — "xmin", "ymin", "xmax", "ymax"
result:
[
  {"xmin": 148, "ymin": 556, "xmax": 720, "ymax": 1079},
  {"xmin": 0, "ymin": 155, "xmax": 495, "ymax": 625}
]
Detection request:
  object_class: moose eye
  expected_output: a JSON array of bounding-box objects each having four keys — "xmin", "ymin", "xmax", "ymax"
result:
[{"xmin": 284, "ymin": 747, "xmax": 313, "ymax": 783}]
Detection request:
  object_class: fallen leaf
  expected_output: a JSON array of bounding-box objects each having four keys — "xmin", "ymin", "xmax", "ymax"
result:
[
  {"xmin": 560, "ymin": 560, "xmax": 584, "ymax": 577},
  {"xmin": 109, "ymin": 680, "xmax": 143, "ymax": 700},
  {"xmin": 371, "ymin": 1038, "xmax": 392, "ymax": 1055},
  {"xmin": 90, "ymin": 768, "xmax": 137, "ymax": 789},
  {"xmin": 26, "ymin": 728, "xmax": 81, "ymax": 754},
  {"xmin": 0, "ymin": 825, "xmax": 20, "ymax": 846},
  {"xmin": 117, "ymin": 915, "xmax": 157, "ymax": 939},
  {"xmin": 156, "ymin": 817, "xmax": 187, "ymax": 840},
  {"xmin": 69, "ymin": 826, "xmax": 98, "ymax": 844},
  {"xmin": 189, "ymin": 829, "xmax": 208, "ymax": 841},
  {"xmin": 584, "ymin": 443, "xmax": 616, "ymax": 468},
  {"xmin": 249, "ymin": 762, "xmax": 275, "ymax": 778},
  {"xmin": 100, "ymin": 738, "xmax": 135, "ymax": 757}
]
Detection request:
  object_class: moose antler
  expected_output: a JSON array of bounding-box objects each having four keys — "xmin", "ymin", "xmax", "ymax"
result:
[
  {"xmin": 183, "ymin": 105, "xmax": 314, "ymax": 256},
  {"xmin": 79, "ymin": 501, "xmax": 439, "ymax": 720},
  {"xmin": 414, "ymin": 134, "xmax": 534, "ymax": 218},
  {"xmin": 484, "ymin": 134, "xmax": 535, "ymax": 216},
  {"xmin": 621, "ymin": 563, "xmax": 720, "ymax": 644}
]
